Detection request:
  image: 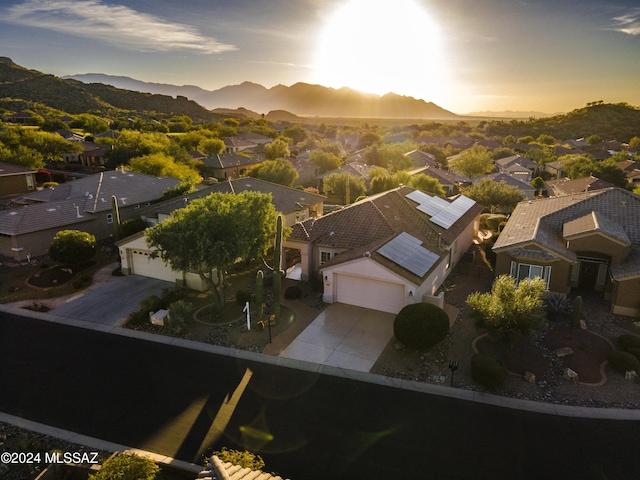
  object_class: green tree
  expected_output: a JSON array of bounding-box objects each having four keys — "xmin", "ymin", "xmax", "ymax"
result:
[
  {"xmin": 264, "ymin": 139, "xmax": 290, "ymax": 160},
  {"xmin": 71, "ymin": 113, "xmax": 109, "ymax": 134},
  {"xmin": 536, "ymin": 134, "xmax": 556, "ymax": 145},
  {"xmin": 198, "ymin": 137, "xmax": 225, "ymax": 156},
  {"xmin": 467, "ymin": 274, "xmax": 546, "ymax": 345},
  {"xmin": 630, "ymin": 136, "xmax": 640, "ymax": 148},
  {"xmin": 530, "ymin": 176, "xmax": 545, "ymax": 195},
  {"xmin": 129, "ymin": 152, "xmax": 201, "ymax": 182},
  {"xmin": 106, "ymin": 130, "xmax": 173, "ymax": 167},
  {"xmin": 358, "ymin": 131, "xmax": 382, "ymax": 148},
  {"xmin": 309, "ymin": 149, "xmax": 342, "ymax": 173},
  {"xmin": 49, "ymin": 230, "xmax": 96, "ymax": 267},
  {"xmin": 411, "ymin": 174, "xmax": 446, "ymax": 196},
  {"xmin": 146, "ymin": 192, "xmax": 278, "ymax": 307},
  {"xmin": 463, "ymin": 178, "xmax": 526, "ymax": 213},
  {"xmin": 90, "ymin": 453, "xmax": 158, "ymax": 480},
  {"xmin": 20, "ymin": 129, "xmax": 82, "ymax": 164},
  {"xmin": 0, "ymin": 144, "xmax": 44, "ymax": 169},
  {"xmin": 247, "ymin": 158, "xmax": 298, "ymax": 186},
  {"xmin": 323, "ymin": 172, "xmax": 366, "ymax": 203},
  {"xmin": 449, "ymin": 145, "xmax": 494, "ymax": 178},
  {"xmin": 587, "ymin": 134, "xmax": 602, "ymax": 145}
]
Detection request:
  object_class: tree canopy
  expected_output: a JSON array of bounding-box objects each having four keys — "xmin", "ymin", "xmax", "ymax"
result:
[
  {"xmin": 323, "ymin": 172, "xmax": 366, "ymax": 203},
  {"xmin": 449, "ymin": 145, "xmax": 494, "ymax": 178},
  {"xmin": 463, "ymin": 178, "xmax": 526, "ymax": 213},
  {"xmin": 49, "ymin": 230, "xmax": 96, "ymax": 266},
  {"xmin": 309, "ymin": 149, "xmax": 342, "ymax": 173},
  {"xmin": 264, "ymin": 138, "xmax": 290, "ymax": 160},
  {"xmin": 146, "ymin": 192, "xmax": 278, "ymax": 306},
  {"xmin": 410, "ymin": 174, "xmax": 446, "ymax": 196},
  {"xmin": 246, "ymin": 158, "xmax": 298, "ymax": 186},
  {"xmin": 128, "ymin": 152, "xmax": 201, "ymax": 183}
]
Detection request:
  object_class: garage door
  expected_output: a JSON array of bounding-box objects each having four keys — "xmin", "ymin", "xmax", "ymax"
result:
[
  {"xmin": 130, "ymin": 250, "xmax": 177, "ymax": 283},
  {"xmin": 335, "ymin": 274, "xmax": 405, "ymax": 314}
]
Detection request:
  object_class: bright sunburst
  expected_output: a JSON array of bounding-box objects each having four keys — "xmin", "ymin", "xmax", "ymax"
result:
[{"xmin": 314, "ymin": 0, "xmax": 450, "ymax": 103}]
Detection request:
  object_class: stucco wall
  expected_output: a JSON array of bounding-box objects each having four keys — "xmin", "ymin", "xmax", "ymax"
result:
[{"xmin": 567, "ymin": 234, "xmax": 630, "ymax": 265}]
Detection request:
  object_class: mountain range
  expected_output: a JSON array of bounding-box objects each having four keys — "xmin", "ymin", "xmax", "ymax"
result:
[{"xmin": 64, "ymin": 73, "xmax": 459, "ymax": 119}]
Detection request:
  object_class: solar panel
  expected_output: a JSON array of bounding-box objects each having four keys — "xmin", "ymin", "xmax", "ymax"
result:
[
  {"xmin": 405, "ymin": 190, "xmax": 432, "ymax": 205},
  {"xmin": 378, "ymin": 232, "xmax": 440, "ymax": 277},
  {"xmin": 430, "ymin": 196, "xmax": 476, "ymax": 229}
]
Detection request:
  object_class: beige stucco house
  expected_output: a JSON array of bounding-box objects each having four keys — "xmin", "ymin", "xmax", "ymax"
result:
[
  {"xmin": 285, "ymin": 186, "xmax": 483, "ymax": 314},
  {"xmin": 493, "ymin": 188, "xmax": 640, "ymax": 317}
]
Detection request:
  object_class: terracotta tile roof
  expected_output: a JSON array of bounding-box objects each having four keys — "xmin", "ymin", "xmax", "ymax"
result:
[{"xmin": 289, "ymin": 187, "xmax": 482, "ymax": 281}]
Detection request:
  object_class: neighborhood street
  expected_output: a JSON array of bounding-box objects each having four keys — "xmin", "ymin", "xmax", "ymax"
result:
[{"xmin": 2, "ymin": 312, "xmax": 640, "ymax": 480}]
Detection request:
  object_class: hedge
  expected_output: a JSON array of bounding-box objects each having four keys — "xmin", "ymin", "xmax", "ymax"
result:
[
  {"xmin": 607, "ymin": 350, "xmax": 640, "ymax": 373},
  {"xmin": 393, "ymin": 303, "xmax": 449, "ymax": 350}
]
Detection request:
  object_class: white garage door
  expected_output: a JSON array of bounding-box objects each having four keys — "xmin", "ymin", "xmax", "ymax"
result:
[
  {"xmin": 335, "ymin": 274, "xmax": 405, "ymax": 314},
  {"xmin": 130, "ymin": 250, "xmax": 177, "ymax": 283}
]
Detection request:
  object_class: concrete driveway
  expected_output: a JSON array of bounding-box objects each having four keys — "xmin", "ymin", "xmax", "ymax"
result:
[
  {"xmin": 52, "ymin": 275, "xmax": 173, "ymax": 326},
  {"xmin": 279, "ymin": 303, "xmax": 395, "ymax": 372}
]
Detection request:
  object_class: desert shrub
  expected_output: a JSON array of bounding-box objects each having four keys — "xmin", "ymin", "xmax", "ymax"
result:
[
  {"xmin": 618, "ymin": 334, "xmax": 640, "ymax": 351},
  {"xmin": 236, "ymin": 289, "xmax": 252, "ymax": 305},
  {"xmin": 126, "ymin": 287, "xmax": 187, "ymax": 327},
  {"xmin": 545, "ymin": 293, "xmax": 571, "ymax": 321},
  {"xmin": 213, "ymin": 447, "xmax": 265, "ymax": 472},
  {"xmin": 166, "ymin": 300, "xmax": 192, "ymax": 333},
  {"xmin": 284, "ymin": 286, "xmax": 302, "ymax": 299},
  {"xmin": 90, "ymin": 452, "xmax": 158, "ymax": 480},
  {"xmin": 393, "ymin": 303, "xmax": 449, "ymax": 349},
  {"xmin": 471, "ymin": 353, "xmax": 508, "ymax": 389},
  {"xmin": 627, "ymin": 347, "xmax": 640, "ymax": 362},
  {"xmin": 607, "ymin": 351, "xmax": 640, "ymax": 373}
]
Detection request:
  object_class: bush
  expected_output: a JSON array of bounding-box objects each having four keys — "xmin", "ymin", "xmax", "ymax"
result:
[
  {"xmin": 90, "ymin": 452, "xmax": 158, "ymax": 480},
  {"xmin": 393, "ymin": 303, "xmax": 449, "ymax": 350},
  {"xmin": 618, "ymin": 334, "xmax": 640, "ymax": 351},
  {"xmin": 236, "ymin": 289, "xmax": 252, "ymax": 305},
  {"xmin": 284, "ymin": 286, "xmax": 302, "ymax": 299},
  {"xmin": 607, "ymin": 350, "xmax": 640, "ymax": 373},
  {"xmin": 471, "ymin": 353, "xmax": 508, "ymax": 389},
  {"xmin": 627, "ymin": 347, "xmax": 640, "ymax": 362},
  {"xmin": 166, "ymin": 300, "xmax": 192, "ymax": 333}
]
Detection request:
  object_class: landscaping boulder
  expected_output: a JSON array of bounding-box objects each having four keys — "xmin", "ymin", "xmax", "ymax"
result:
[
  {"xmin": 524, "ymin": 371, "xmax": 536, "ymax": 383},
  {"xmin": 563, "ymin": 368, "xmax": 579, "ymax": 383},
  {"xmin": 554, "ymin": 347, "xmax": 574, "ymax": 358}
]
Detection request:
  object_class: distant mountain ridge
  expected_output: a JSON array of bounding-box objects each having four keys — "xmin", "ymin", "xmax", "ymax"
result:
[{"xmin": 65, "ymin": 73, "xmax": 459, "ymax": 119}]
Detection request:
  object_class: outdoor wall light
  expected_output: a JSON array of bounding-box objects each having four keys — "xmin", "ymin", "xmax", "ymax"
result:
[{"xmin": 408, "ymin": 291, "xmax": 413, "ymax": 296}]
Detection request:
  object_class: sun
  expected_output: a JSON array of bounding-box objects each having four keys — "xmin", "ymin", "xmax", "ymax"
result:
[{"xmin": 313, "ymin": 0, "xmax": 451, "ymax": 104}]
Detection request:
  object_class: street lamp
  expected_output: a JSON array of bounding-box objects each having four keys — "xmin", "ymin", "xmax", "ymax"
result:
[{"xmin": 448, "ymin": 360, "xmax": 459, "ymax": 387}]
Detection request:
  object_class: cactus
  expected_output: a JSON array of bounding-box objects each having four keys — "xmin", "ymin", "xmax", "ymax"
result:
[
  {"xmin": 273, "ymin": 214, "xmax": 283, "ymax": 318},
  {"xmin": 571, "ymin": 295, "xmax": 582, "ymax": 333},
  {"xmin": 111, "ymin": 195, "xmax": 121, "ymax": 240},
  {"xmin": 256, "ymin": 270, "xmax": 264, "ymax": 322}
]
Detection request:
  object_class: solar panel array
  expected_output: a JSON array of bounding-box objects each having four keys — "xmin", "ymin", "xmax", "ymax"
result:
[
  {"xmin": 405, "ymin": 191, "xmax": 476, "ymax": 230},
  {"xmin": 378, "ymin": 232, "xmax": 440, "ymax": 277}
]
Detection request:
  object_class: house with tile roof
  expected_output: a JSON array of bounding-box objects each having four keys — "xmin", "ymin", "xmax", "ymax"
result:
[
  {"xmin": 0, "ymin": 171, "xmax": 180, "ymax": 260},
  {"xmin": 285, "ymin": 186, "xmax": 483, "ymax": 313},
  {"xmin": 116, "ymin": 178, "xmax": 325, "ymax": 289},
  {"xmin": 0, "ymin": 162, "xmax": 36, "ymax": 198},
  {"xmin": 495, "ymin": 155, "xmax": 539, "ymax": 182},
  {"xmin": 546, "ymin": 175, "xmax": 614, "ymax": 196},
  {"xmin": 201, "ymin": 153, "xmax": 263, "ymax": 181},
  {"xmin": 404, "ymin": 149, "xmax": 439, "ymax": 169},
  {"xmin": 476, "ymin": 172, "xmax": 536, "ymax": 200},
  {"xmin": 408, "ymin": 165, "xmax": 457, "ymax": 195},
  {"xmin": 492, "ymin": 188, "xmax": 640, "ymax": 317}
]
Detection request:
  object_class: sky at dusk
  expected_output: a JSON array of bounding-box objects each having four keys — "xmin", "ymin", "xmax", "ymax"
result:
[{"xmin": 1, "ymin": 0, "xmax": 639, "ymax": 115}]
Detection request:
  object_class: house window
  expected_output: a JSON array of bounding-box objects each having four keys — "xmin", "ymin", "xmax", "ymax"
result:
[
  {"xmin": 320, "ymin": 251, "xmax": 331, "ymax": 265},
  {"xmin": 106, "ymin": 213, "xmax": 113, "ymax": 224},
  {"xmin": 510, "ymin": 261, "xmax": 551, "ymax": 289}
]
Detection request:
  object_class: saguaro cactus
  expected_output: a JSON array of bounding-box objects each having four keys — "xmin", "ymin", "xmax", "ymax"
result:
[
  {"xmin": 272, "ymin": 214, "xmax": 283, "ymax": 318},
  {"xmin": 111, "ymin": 195, "xmax": 121, "ymax": 240},
  {"xmin": 571, "ymin": 295, "xmax": 583, "ymax": 333}
]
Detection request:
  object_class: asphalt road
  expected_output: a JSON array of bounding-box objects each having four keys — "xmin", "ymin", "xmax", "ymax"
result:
[{"xmin": 2, "ymin": 312, "xmax": 640, "ymax": 480}]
